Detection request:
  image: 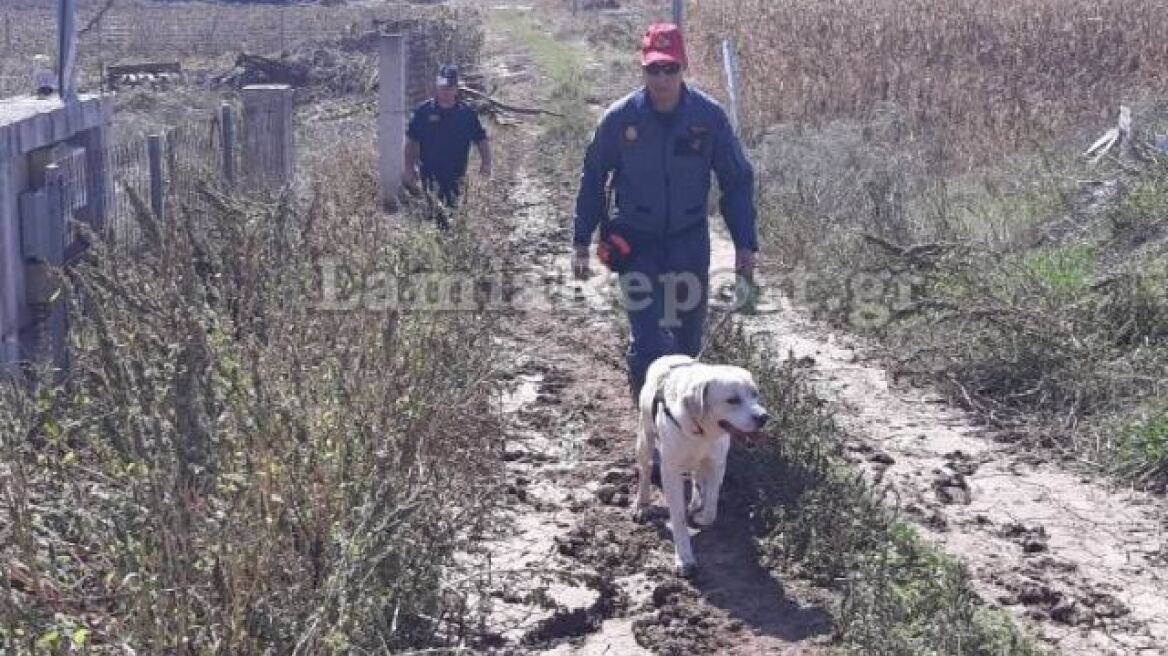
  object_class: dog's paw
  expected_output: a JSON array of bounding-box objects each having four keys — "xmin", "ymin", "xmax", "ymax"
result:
[
  {"xmin": 674, "ymin": 559, "xmax": 698, "ymax": 579},
  {"xmin": 632, "ymin": 505, "xmax": 651, "ymax": 524},
  {"xmin": 687, "ymin": 494, "xmax": 704, "ymax": 515},
  {"xmin": 691, "ymin": 508, "xmax": 717, "ymax": 528}
]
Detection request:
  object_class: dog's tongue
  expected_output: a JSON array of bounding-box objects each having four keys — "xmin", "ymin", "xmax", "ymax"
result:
[
  {"xmin": 719, "ymin": 420, "xmax": 767, "ymax": 447},
  {"xmin": 718, "ymin": 420, "xmax": 750, "ymax": 438}
]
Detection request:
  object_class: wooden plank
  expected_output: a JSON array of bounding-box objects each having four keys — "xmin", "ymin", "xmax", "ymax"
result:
[{"xmin": 106, "ymin": 61, "xmax": 181, "ymax": 77}]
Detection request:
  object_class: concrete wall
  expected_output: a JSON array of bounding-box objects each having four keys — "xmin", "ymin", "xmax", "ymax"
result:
[{"xmin": 0, "ymin": 94, "xmax": 109, "ymax": 369}]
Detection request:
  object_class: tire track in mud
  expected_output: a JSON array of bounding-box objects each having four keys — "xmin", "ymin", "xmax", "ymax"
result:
[
  {"xmin": 471, "ymin": 5, "xmax": 831, "ymax": 651},
  {"xmin": 474, "ymin": 166, "xmax": 832, "ymax": 654},
  {"xmin": 709, "ymin": 234, "xmax": 1168, "ymax": 655}
]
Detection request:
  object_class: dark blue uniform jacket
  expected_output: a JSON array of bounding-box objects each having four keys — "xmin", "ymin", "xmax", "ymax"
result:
[
  {"xmin": 407, "ymin": 99, "xmax": 487, "ymax": 191},
  {"xmin": 574, "ymin": 85, "xmax": 757, "ymax": 251}
]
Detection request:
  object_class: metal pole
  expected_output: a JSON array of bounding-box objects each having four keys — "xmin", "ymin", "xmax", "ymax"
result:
[
  {"xmin": 57, "ymin": 0, "xmax": 78, "ymax": 101},
  {"xmin": 220, "ymin": 103, "xmax": 236, "ymax": 186},
  {"xmin": 672, "ymin": 0, "xmax": 685, "ymax": 29},
  {"xmin": 148, "ymin": 134, "xmax": 164, "ymax": 221},
  {"xmin": 722, "ymin": 39, "xmax": 741, "ymax": 135}
]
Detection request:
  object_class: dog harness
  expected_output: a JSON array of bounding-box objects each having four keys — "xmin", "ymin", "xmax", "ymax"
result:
[{"xmin": 651, "ymin": 362, "xmax": 705, "ymax": 435}]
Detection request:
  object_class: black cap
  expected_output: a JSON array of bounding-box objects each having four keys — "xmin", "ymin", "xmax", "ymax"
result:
[{"xmin": 437, "ymin": 64, "xmax": 459, "ymax": 87}]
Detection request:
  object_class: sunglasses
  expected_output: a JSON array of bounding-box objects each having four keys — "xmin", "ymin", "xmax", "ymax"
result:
[{"xmin": 643, "ymin": 62, "xmax": 682, "ymax": 77}]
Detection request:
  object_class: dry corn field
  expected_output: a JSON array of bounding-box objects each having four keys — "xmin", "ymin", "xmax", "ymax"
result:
[{"xmin": 690, "ymin": 0, "xmax": 1168, "ymax": 165}]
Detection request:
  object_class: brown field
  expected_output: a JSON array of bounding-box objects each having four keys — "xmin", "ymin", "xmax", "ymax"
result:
[{"xmin": 690, "ymin": 0, "xmax": 1168, "ymax": 166}]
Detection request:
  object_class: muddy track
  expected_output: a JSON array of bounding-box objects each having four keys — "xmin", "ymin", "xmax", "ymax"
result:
[
  {"xmin": 473, "ymin": 3, "xmax": 1168, "ymax": 654},
  {"xmin": 474, "ymin": 164, "xmax": 832, "ymax": 654}
]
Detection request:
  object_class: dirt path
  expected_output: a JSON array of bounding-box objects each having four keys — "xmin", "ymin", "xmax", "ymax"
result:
[
  {"xmin": 710, "ymin": 234, "xmax": 1168, "ymax": 655},
  {"xmin": 476, "ymin": 140, "xmax": 832, "ymax": 656},
  {"xmin": 471, "ymin": 3, "xmax": 1168, "ymax": 655},
  {"xmin": 465, "ymin": 8, "xmax": 833, "ymax": 654}
]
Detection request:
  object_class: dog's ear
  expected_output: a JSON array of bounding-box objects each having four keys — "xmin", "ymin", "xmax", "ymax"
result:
[{"xmin": 682, "ymin": 377, "xmax": 709, "ymax": 422}]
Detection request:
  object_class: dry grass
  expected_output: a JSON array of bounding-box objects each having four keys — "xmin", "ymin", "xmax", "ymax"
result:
[
  {"xmin": 689, "ymin": 0, "xmax": 1168, "ymax": 486},
  {"xmin": 690, "ymin": 0, "xmax": 1168, "ymax": 167},
  {"xmin": 705, "ymin": 322, "xmax": 1039, "ymax": 656},
  {"xmin": 0, "ymin": 127, "xmax": 515, "ymax": 654}
]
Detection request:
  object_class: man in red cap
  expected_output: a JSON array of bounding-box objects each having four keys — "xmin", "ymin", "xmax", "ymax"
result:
[{"xmin": 572, "ymin": 22, "xmax": 758, "ymax": 404}]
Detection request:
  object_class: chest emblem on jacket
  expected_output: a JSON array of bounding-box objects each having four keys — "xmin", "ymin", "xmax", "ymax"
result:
[
  {"xmin": 623, "ymin": 124, "xmax": 639, "ymax": 144},
  {"xmin": 686, "ymin": 124, "xmax": 709, "ymax": 154},
  {"xmin": 428, "ymin": 113, "xmax": 442, "ymax": 123}
]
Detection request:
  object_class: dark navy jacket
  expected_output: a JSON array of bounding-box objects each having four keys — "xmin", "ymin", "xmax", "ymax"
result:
[
  {"xmin": 407, "ymin": 99, "xmax": 487, "ymax": 187},
  {"xmin": 574, "ymin": 85, "xmax": 757, "ymax": 251}
]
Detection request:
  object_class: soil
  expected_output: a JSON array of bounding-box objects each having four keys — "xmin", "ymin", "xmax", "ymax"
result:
[
  {"xmin": 711, "ymin": 228, "xmax": 1168, "ymax": 655},
  {"xmin": 469, "ymin": 2, "xmax": 1168, "ymax": 654}
]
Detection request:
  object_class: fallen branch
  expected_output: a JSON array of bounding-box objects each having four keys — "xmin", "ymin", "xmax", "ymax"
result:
[
  {"xmin": 860, "ymin": 232, "xmax": 952, "ymax": 267},
  {"xmin": 79, "ymin": 0, "xmax": 116, "ymax": 36},
  {"xmin": 459, "ymin": 87, "xmax": 564, "ymax": 118}
]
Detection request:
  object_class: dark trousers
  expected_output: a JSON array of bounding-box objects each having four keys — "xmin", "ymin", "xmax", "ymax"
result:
[
  {"xmin": 618, "ymin": 225, "xmax": 710, "ymax": 404},
  {"xmin": 421, "ymin": 174, "xmax": 462, "ymax": 227}
]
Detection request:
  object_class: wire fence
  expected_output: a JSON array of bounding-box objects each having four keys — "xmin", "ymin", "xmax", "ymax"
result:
[{"xmin": 100, "ymin": 113, "xmax": 227, "ymax": 254}]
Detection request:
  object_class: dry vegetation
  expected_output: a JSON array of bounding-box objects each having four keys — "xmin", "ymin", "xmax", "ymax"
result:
[
  {"xmin": 690, "ymin": 0, "xmax": 1168, "ymax": 165},
  {"xmin": 0, "ymin": 147, "xmax": 516, "ymax": 652},
  {"xmin": 691, "ymin": 0, "xmax": 1168, "ymax": 487},
  {"xmin": 704, "ymin": 324, "xmax": 1038, "ymax": 656},
  {"xmin": 0, "ymin": 3, "xmax": 512, "ymax": 652}
]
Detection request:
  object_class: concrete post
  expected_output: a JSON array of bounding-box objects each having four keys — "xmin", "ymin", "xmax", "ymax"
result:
[
  {"xmin": 22, "ymin": 164, "xmax": 68, "ymax": 373},
  {"xmin": 242, "ymin": 84, "xmax": 295, "ymax": 188},
  {"xmin": 0, "ymin": 157, "xmax": 18, "ymax": 367},
  {"xmin": 79, "ymin": 122, "xmax": 112, "ymax": 234},
  {"xmin": 0, "ymin": 94, "xmax": 108, "ymax": 370},
  {"xmin": 44, "ymin": 164, "xmax": 67, "ymax": 374},
  {"xmin": 378, "ymin": 34, "xmax": 406, "ymax": 212}
]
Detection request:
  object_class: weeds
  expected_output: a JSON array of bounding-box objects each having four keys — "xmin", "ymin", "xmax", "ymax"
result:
[
  {"xmin": 704, "ymin": 321, "xmax": 1039, "ymax": 656},
  {"xmin": 0, "ymin": 152, "xmax": 509, "ymax": 653},
  {"xmin": 690, "ymin": 0, "xmax": 1168, "ymax": 488}
]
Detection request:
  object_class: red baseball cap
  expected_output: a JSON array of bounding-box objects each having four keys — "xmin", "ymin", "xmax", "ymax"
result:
[{"xmin": 641, "ymin": 23, "xmax": 687, "ymax": 68}]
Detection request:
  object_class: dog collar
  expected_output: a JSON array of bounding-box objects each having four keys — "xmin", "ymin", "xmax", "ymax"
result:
[{"xmin": 652, "ymin": 391, "xmax": 705, "ymax": 436}]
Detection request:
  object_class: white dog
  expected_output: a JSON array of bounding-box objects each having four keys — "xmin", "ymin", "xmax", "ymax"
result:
[{"xmin": 633, "ymin": 354, "xmax": 769, "ymax": 577}]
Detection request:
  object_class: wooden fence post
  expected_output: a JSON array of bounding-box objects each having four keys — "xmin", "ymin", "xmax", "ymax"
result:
[
  {"xmin": 242, "ymin": 84, "xmax": 294, "ymax": 188},
  {"xmin": 220, "ymin": 102, "xmax": 236, "ymax": 186},
  {"xmin": 148, "ymin": 134, "xmax": 164, "ymax": 220}
]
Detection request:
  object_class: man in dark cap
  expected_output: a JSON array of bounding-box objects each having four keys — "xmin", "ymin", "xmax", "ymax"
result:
[{"xmin": 404, "ymin": 64, "xmax": 493, "ymax": 216}]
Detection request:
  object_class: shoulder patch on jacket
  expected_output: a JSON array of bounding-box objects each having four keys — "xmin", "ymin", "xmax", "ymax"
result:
[{"xmin": 623, "ymin": 124, "xmax": 639, "ymax": 144}]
